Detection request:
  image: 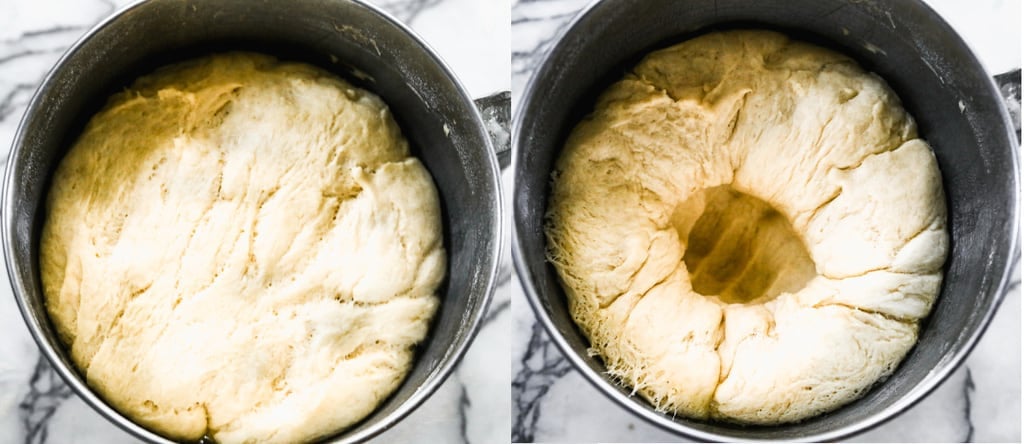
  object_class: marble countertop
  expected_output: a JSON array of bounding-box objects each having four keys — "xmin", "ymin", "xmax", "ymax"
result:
[
  {"xmin": 510, "ymin": 0, "xmax": 1021, "ymax": 442},
  {"xmin": 0, "ymin": 0, "xmax": 511, "ymax": 443}
]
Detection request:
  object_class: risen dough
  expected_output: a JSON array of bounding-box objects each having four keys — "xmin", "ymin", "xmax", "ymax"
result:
[
  {"xmin": 546, "ymin": 30, "xmax": 947, "ymax": 423},
  {"xmin": 40, "ymin": 53, "xmax": 445, "ymax": 443}
]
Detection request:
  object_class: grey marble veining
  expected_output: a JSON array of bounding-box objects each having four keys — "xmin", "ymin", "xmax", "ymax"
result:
[
  {"xmin": 375, "ymin": 0, "xmax": 444, "ymax": 23},
  {"xmin": 511, "ymin": 323, "xmax": 572, "ymax": 443},
  {"xmin": 510, "ymin": 0, "xmax": 590, "ymax": 105},
  {"xmin": 20, "ymin": 359, "xmax": 73, "ymax": 444}
]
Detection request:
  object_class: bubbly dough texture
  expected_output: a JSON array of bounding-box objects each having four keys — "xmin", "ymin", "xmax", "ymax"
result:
[
  {"xmin": 41, "ymin": 53, "xmax": 445, "ymax": 443},
  {"xmin": 546, "ymin": 30, "xmax": 947, "ymax": 424}
]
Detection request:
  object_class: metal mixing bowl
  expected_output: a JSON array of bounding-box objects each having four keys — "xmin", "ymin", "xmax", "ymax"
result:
[
  {"xmin": 512, "ymin": 0, "xmax": 1019, "ymax": 441},
  {"xmin": 2, "ymin": 0, "xmax": 507, "ymax": 442}
]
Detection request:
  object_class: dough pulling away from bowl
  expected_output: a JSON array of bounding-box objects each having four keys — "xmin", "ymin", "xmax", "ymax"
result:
[
  {"xmin": 40, "ymin": 53, "xmax": 446, "ymax": 443},
  {"xmin": 545, "ymin": 30, "xmax": 947, "ymax": 424}
]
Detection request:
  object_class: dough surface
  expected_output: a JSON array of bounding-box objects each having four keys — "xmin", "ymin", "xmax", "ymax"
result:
[
  {"xmin": 41, "ymin": 53, "xmax": 445, "ymax": 443},
  {"xmin": 546, "ymin": 30, "xmax": 947, "ymax": 424}
]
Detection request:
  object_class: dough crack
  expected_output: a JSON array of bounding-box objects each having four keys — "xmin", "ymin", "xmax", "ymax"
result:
[
  {"xmin": 813, "ymin": 300, "xmax": 916, "ymax": 325},
  {"xmin": 831, "ymin": 133, "xmax": 914, "ymax": 173},
  {"xmin": 822, "ymin": 265, "xmax": 920, "ymax": 280}
]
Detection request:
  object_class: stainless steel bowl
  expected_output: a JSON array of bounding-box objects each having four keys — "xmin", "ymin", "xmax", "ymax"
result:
[
  {"xmin": 3, "ymin": 0, "xmax": 508, "ymax": 442},
  {"xmin": 512, "ymin": 0, "xmax": 1019, "ymax": 441}
]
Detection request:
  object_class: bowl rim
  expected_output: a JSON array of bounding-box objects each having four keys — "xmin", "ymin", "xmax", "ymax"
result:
[
  {"xmin": 2, "ymin": 0, "xmax": 504, "ymax": 442},
  {"xmin": 510, "ymin": 0, "xmax": 1021, "ymax": 441}
]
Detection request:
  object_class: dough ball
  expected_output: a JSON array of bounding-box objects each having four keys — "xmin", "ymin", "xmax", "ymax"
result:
[{"xmin": 40, "ymin": 53, "xmax": 445, "ymax": 443}]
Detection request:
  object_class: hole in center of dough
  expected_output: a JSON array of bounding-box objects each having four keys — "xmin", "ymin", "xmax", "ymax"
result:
[{"xmin": 674, "ymin": 185, "xmax": 816, "ymax": 305}]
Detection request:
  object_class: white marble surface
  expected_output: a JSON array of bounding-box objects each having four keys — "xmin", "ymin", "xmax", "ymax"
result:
[
  {"xmin": 0, "ymin": 0, "xmax": 511, "ymax": 443},
  {"xmin": 510, "ymin": 0, "xmax": 1021, "ymax": 442}
]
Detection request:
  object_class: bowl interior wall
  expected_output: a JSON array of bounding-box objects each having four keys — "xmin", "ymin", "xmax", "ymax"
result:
[{"xmin": 514, "ymin": 0, "xmax": 1017, "ymax": 439}]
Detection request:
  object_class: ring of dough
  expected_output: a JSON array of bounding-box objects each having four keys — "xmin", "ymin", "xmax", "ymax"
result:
[{"xmin": 546, "ymin": 30, "xmax": 948, "ymax": 424}]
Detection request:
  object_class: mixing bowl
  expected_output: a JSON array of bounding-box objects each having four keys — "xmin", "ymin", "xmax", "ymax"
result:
[
  {"xmin": 3, "ymin": 0, "xmax": 508, "ymax": 442},
  {"xmin": 512, "ymin": 0, "xmax": 1019, "ymax": 441}
]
